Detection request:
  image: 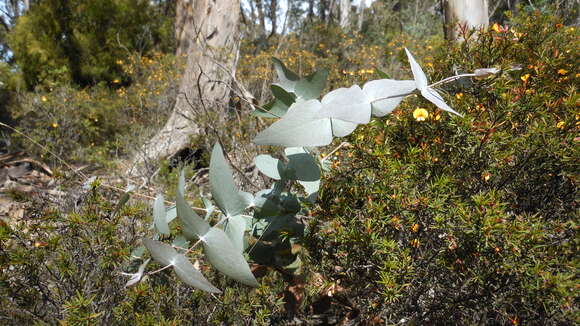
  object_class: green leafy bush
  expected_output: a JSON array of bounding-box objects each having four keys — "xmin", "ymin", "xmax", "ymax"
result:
[
  {"xmin": 309, "ymin": 12, "xmax": 578, "ymax": 325},
  {"xmin": 10, "ymin": 52, "xmax": 179, "ymax": 167}
]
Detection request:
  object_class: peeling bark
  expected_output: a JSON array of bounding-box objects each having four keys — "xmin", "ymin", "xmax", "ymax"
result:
[{"xmin": 131, "ymin": 0, "xmax": 240, "ymax": 175}]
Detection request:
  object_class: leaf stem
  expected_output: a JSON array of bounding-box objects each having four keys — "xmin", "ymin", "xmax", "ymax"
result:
[{"xmin": 428, "ymin": 73, "xmax": 477, "ymax": 88}]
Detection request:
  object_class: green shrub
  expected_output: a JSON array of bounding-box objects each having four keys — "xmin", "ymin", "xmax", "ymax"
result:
[
  {"xmin": 9, "ymin": 52, "xmax": 179, "ymax": 167},
  {"xmin": 0, "ymin": 182, "xmax": 288, "ymax": 325},
  {"xmin": 308, "ymin": 12, "xmax": 578, "ymax": 325}
]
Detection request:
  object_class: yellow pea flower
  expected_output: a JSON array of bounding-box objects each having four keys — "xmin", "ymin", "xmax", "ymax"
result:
[
  {"xmin": 520, "ymin": 74, "xmax": 531, "ymax": 83},
  {"xmin": 413, "ymin": 108, "xmax": 429, "ymax": 121}
]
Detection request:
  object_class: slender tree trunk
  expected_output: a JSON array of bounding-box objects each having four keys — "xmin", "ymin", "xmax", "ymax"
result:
[
  {"xmin": 339, "ymin": 0, "xmax": 350, "ymax": 29},
  {"xmin": 319, "ymin": 0, "xmax": 327, "ymax": 22},
  {"xmin": 357, "ymin": 0, "xmax": 365, "ymax": 31},
  {"xmin": 268, "ymin": 0, "xmax": 278, "ymax": 37},
  {"xmin": 131, "ymin": 0, "xmax": 240, "ymax": 175},
  {"xmin": 443, "ymin": 0, "xmax": 489, "ymax": 41},
  {"xmin": 256, "ymin": 0, "xmax": 267, "ymax": 38},
  {"xmin": 308, "ymin": 0, "xmax": 315, "ymax": 21}
]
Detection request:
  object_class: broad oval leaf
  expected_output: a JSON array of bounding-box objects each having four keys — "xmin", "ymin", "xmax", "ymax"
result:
[
  {"xmin": 254, "ymin": 154, "xmax": 283, "ymax": 180},
  {"xmin": 153, "ymin": 194, "xmax": 170, "ymax": 235},
  {"xmin": 295, "ymin": 69, "xmax": 329, "ymax": 100},
  {"xmin": 286, "ymin": 153, "xmax": 320, "ymax": 182},
  {"xmin": 331, "ymin": 118, "xmax": 358, "ymax": 137},
  {"xmin": 177, "ymin": 171, "xmax": 210, "ymax": 240},
  {"xmin": 362, "ymin": 79, "xmax": 416, "ymax": 117},
  {"xmin": 405, "ymin": 48, "xmax": 428, "ymax": 90},
  {"xmin": 421, "ymin": 87, "xmax": 462, "ymax": 117},
  {"xmin": 317, "ymin": 85, "xmax": 372, "ymax": 124},
  {"xmin": 210, "ymin": 143, "xmax": 250, "ymax": 217},
  {"xmin": 202, "ymin": 227, "xmax": 259, "ymax": 287},
  {"xmin": 253, "ymin": 100, "xmax": 333, "ymax": 147}
]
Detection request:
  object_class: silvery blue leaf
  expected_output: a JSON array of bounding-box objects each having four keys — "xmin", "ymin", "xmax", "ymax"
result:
[
  {"xmin": 200, "ymin": 195, "xmax": 214, "ymax": 220},
  {"xmin": 254, "ymin": 154, "xmax": 283, "ymax": 180},
  {"xmin": 253, "ymin": 100, "xmax": 333, "ymax": 147},
  {"xmin": 240, "ymin": 191, "xmax": 255, "ymax": 208},
  {"xmin": 295, "ymin": 69, "xmax": 329, "ymax": 100},
  {"xmin": 474, "ymin": 68, "xmax": 500, "ymax": 77},
  {"xmin": 272, "ymin": 57, "xmax": 300, "ymax": 93},
  {"xmin": 286, "ymin": 152, "xmax": 320, "ymax": 182},
  {"xmin": 331, "ymin": 118, "xmax": 358, "ymax": 137},
  {"xmin": 153, "ymin": 194, "xmax": 170, "ymax": 235},
  {"xmin": 316, "ymin": 85, "xmax": 372, "ymax": 124},
  {"xmin": 405, "ymin": 48, "xmax": 428, "ymax": 90},
  {"xmin": 202, "ymin": 227, "xmax": 259, "ymax": 287},
  {"xmin": 173, "ymin": 254, "xmax": 221, "ymax": 293},
  {"xmin": 121, "ymin": 258, "xmax": 150, "ymax": 287},
  {"xmin": 142, "ymin": 238, "xmax": 177, "ymax": 266},
  {"xmin": 177, "ymin": 171, "xmax": 210, "ymax": 240},
  {"xmin": 143, "ymin": 238, "xmax": 221, "ymax": 293},
  {"xmin": 210, "ymin": 143, "xmax": 250, "ymax": 216},
  {"xmin": 166, "ymin": 206, "xmax": 177, "ymax": 224},
  {"xmin": 225, "ymin": 215, "xmax": 247, "ymax": 252},
  {"xmin": 362, "ymin": 79, "xmax": 417, "ymax": 117},
  {"xmin": 298, "ymin": 179, "xmax": 320, "ymax": 203},
  {"xmin": 421, "ymin": 87, "xmax": 463, "ymax": 117}
]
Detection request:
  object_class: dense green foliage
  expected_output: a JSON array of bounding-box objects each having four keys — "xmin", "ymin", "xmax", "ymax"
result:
[
  {"xmin": 0, "ymin": 2, "xmax": 578, "ymax": 325},
  {"xmin": 310, "ymin": 13, "xmax": 578, "ymax": 324},
  {"xmin": 7, "ymin": 0, "xmax": 173, "ymax": 89}
]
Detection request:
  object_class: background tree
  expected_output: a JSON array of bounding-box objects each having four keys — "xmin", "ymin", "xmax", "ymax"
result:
[
  {"xmin": 7, "ymin": 0, "xmax": 173, "ymax": 89},
  {"xmin": 443, "ymin": 0, "xmax": 489, "ymax": 41},
  {"xmin": 133, "ymin": 0, "xmax": 241, "ymax": 172}
]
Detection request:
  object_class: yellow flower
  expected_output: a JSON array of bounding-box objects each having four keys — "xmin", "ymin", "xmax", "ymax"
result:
[
  {"xmin": 492, "ymin": 23, "xmax": 502, "ymax": 33},
  {"xmin": 411, "ymin": 223, "xmax": 419, "ymax": 233},
  {"xmin": 41, "ymin": 96, "xmax": 48, "ymax": 103},
  {"xmin": 113, "ymin": 79, "xmax": 120, "ymax": 84},
  {"xmin": 557, "ymin": 69, "xmax": 568, "ymax": 75},
  {"xmin": 556, "ymin": 121, "xmax": 566, "ymax": 129},
  {"xmin": 482, "ymin": 172, "xmax": 491, "ymax": 182},
  {"xmin": 455, "ymin": 92, "xmax": 463, "ymax": 100},
  {"xmin": 413, "ymin": 108, "xmax": 429, "ymax": 121},
  {"xmin": 51, "ymin": 122, "xmax": 58, "ymax": 128},
  {"xmin": 410, "ymin": 239, "xmax": 420, "ymax": 248},
  {"xmin": 520, "ymin": 74, "xmax": 531, "ymax": 83}
]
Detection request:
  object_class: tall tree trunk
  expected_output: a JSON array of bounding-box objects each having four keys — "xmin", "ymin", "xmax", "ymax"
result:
[
  {"xmin": 268, "ymin": 0, "xmax": 278, "ymax": 37},
  {"xmin": 256, "ymin": 0, "xmax": 267, "ymax": 38},
  {"xmin": 443, "ymin": 0, "xmax": 489, "ymax": 41},
  {"xmin": 319, "ymin": 0, "xmax": 327, "ymax": 22},
  {"xmin": 131, "ymin": 0, "xmax": 240, "ymax": 174},
  {"xmin": 308, "ymin": 0, "xmax": 314, "ymax": 21},
  {"xmin": 357, "ymin": 0, "xmax": 365, "ymax": 32},
  {"xmin": 339, "ymin": 0, "xmax": 350, "ymax": 29}
]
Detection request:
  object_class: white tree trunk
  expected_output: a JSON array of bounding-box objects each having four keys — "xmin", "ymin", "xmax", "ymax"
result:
[
  {"xmin": 130, "ymin": 0, "xmax": 240, "ymax": 175},
  {"xmin": 443, "ymin": 0, "xmax": 489, "ymax": 41},
  {"xmin": 339, "ymin": 0, "xmax": 350, "ymax": 29}
]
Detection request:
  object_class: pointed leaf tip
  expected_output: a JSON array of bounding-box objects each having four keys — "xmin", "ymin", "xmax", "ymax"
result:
[
  {"xmin": 203, "ymin": 227, "xmax": 259, "ymax": 287},
  {"xmin": 210, "ymin": 143, "xmax": 251, "ymax": 216},
  {"xmin": 405, "ymin": 48, "xmax": 428, "ymax": 90}
]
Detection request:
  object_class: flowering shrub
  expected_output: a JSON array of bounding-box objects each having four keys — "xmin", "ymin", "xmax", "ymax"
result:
[
  {"xmin": 10, "ymin": 52, "xmax": 179, "ymax": 166},
  {"xmin": 309, "ymin": 12, "xmax": 578, "ymax": 325}
]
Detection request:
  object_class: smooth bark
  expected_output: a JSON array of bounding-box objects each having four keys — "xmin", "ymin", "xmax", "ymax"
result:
[
  {"xmin": 132, "ymin": 0, "xmax": 240, "ymax": 174},
  {"xmin": 443, "ymin": 0, "xmax": 489, "ymax": 41}
]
